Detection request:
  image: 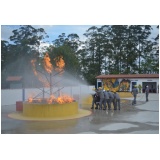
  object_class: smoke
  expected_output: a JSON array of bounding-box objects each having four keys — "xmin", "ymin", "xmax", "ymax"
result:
[
  {"xmin": 2, "ymin": 53, "xmax": 90, "ymax": 91},
  {"xmin": 27, "ymin": 65, "xmax": 89, "ymax": 90},
  {"xmin": 53, "ymin": 71, "xmax": 88, "ymax": 87}
]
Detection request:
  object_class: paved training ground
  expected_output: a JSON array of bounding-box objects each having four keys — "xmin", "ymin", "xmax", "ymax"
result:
[{"xmin": 1, "ymin": 93, "xmax": 159, "ymax": 134}]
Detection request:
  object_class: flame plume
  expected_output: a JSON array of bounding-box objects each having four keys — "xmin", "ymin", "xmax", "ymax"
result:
[
  {"xmin": 30, "ymin": 52, "xmax": 74, "ymax": 104},
  {"xmin": 43, "ymin": 53, "xmax": 53, "ymax": 74},
  {"xmin": 54, "ymin": 56, "xmax": 65, "ymax": 73}
]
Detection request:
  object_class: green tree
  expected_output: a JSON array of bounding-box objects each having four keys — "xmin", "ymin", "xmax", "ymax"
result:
[
  {"xmin": 52, "ymin": 32, "xmax": 83, "ymax": 81},
  {"xmin": 1, "ymin": 25, "xmax": 49, "ymax": 88},
  {"xmin": 82, "ymin": 26, "xmax": 103, "ymax": 84},
  {"xmin": 53, "ymin": 33, "xmax": 66, "ymax": 47},
  {"xmin": 9, "ymin": 25, "xmax": 48, "ymax": 70},
  {"xmin": 67, "ymin": 33, "xmax": 81, "ymax": 53},
  {"xmin": 47, "ymin": 45, "xmax": 80, "ymax": 76},
  {"xmin": 109, "ymin": 25, "xmax": 129, "ymax": 74},
  {"xmin": 1, "ymin": 40, "xmax": 9, "ymax": 70},
  {"xmin": 129, "ymin": 25, "xmax": 152, "ymax": 73},
  {"xmin": 150, "ymin": 25, "xmax": 159, "ymax": 73}
]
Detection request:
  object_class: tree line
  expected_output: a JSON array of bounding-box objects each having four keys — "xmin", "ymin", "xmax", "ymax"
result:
[{"xmin": 1, "ymin": 25, "xmax": 159, "ymax": 88}]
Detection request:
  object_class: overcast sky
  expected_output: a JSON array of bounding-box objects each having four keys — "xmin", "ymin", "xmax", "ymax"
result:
[
  {"xmin": 1, "ymin": 25, "xmax": 95, "ymax": 43},
  {"xmin": 1, "ymin": 25, "xmax": 159, "ymax": 45}
]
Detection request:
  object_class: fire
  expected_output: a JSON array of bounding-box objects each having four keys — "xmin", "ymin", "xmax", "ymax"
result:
[
  {"xmin": 56, "ymin": 94, "xmax": 74, "ymax": 104},
  {"xmin": 56, "ymin": 97, "xmax": 64, "ymax": 104},
  {"xmin": 31, "ymin": 53, "xmax": 65, "ymax": 77},
  {"xmin": 30, "ymin": 52, "xmax": 74, "ymax": 104},
  {"xmin": 54, "ymin": 56, "xmax": 65, "ymax": 73},
  {"xmin": 28, "ymin": 97, "xmax": 33, "ymax": 103},
  {"xmin": 27, "ymin": 94, "xmax": 74, "ymax": 104},
  {"xmin": 43, "ymin": 53, "xmax": 53, "ymax": 74},
  {"xmin": 46, "ymin": 95, "xmax": 56, "ymax": 104}
]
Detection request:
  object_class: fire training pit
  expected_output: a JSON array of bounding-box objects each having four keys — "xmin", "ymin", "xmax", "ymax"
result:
[
  {"xmin": 24, "ymin": 53, "xmax": 80, "ymax": 118},
  {"xmin": 8, "ymin": 52, "xmax": 91, "ymax": 120},
  {"xmin": 23, "ymin": 101, "xmax": 78, "ymax": 118}
]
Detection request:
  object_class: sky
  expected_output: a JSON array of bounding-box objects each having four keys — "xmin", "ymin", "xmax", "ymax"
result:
[
  {"xmin": 1, "ymin": 25, "xmax": 97, "ymax": 44},
  {"xmin": 1, "ymin": 25, "xmax": 159, "ymax": 46},
  {"xmin": 1, "ymin": 1, "xmax": 159, "ymax": 45}
]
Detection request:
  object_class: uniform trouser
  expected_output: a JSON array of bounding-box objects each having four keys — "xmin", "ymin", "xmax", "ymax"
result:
[
  {"xmin": 146, "ymin": 93, "xmax": 149, "ymax": 101},
  {"xmin": 113, "ymin": 99, "xmax": 116, "ymax": 109},
  {"xmin": 104, "ymin": 99, "xmax": 110, "ymax": 109},
  {"xmin": 115, "ymin": 99, "xmax": 120, "ymax": 110},
  {"xmin": 95, "ymin": 102, "xmax": 99, "ymax": 108},
  {"xmin": 92, "ymin": 99, "xmax": 96, "ymax": 107},
  {"xmin": 133, "ymin": 95, "xmax": 137, "ymax": 104},
  {"xmin": 99, "ymin": 98, "xmax": 105, "ymax": 109},
  {"xmin": 109, "ymin": 98, "xmax": 113, "ymax": 109}
]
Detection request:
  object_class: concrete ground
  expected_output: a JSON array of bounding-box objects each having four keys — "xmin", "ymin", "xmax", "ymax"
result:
[{"xmin": 1, "ymin": 93, "xmax": 159, "ymax": 134}]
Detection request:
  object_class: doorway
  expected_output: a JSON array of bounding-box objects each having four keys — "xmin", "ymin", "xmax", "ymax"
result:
[
  {"xmin": 132, "ymin": 82, "xmax": 137, "ymax": 90},
  {"xmin": 142, "ymin": 82, "xmax": 157, "ymax": 93},
  {"xmin": 97, "ymin": 82, "xmax": 102, "ymax": 88}
]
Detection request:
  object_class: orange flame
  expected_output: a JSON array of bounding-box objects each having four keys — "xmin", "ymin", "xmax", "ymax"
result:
[
  {"xmin": 56, "ymin": 97, "xmax": 64, "ymax": 104},
  {"xmin": 28, "ymin": 97, "xmax": 33, "ymax": 103},
  {"xmin": 29, "ymin": 52, "xmax": 73, "ymax": 104},
  {"xmin": 56, "ymin": 94, "xmax": 74, "ymax": 104},
  {"xmin": 27, "ymin": 94, "xmax": 74, "ymax": 104},
  {"xmin": 46, "ymin": 95, "xmax": 56, "ymax": 104},
  {"xmin": 43, "ymin": 53, "xmax": 53, "ymax": 73},
  {"xmin": 54, "ymin": 56, "xmax": 65, "ymax": 73}
]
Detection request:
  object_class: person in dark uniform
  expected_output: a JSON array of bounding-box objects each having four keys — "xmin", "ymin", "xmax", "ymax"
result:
[
  {"xmin": 113, "ymin": 91, "xmax": 121, "ymax": 110},
  {"xmin": 145, "ymin": 85, "xmax": 149, "ymax": 102},
  {"xmin": 131, "ymin": 85, "xmax": 138, "ymax": 105},
  {"xmin": 95, "ymin": 93, "xmax": 100, "ymax": 109},
  {"xmin": 103, "ymin": 89, "xmax": 110, "ymax": 110},
  {"xmin": 91, "ymin": 89, "xmax": 98, "ymax": 109},
  {"xmin": 97, "ymin": 87, "xmax": 105, "ymax": 110},
  {"xmin": 107, "ymin": 89, "xmax": 114, "ymax": 110}
]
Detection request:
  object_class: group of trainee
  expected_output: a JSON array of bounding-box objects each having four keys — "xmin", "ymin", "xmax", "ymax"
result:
[
  {"xmin": 91, "ymin": 85, "xmax": 150, "ymax": 110},
  {"xmin": 91, "ymin": 87, "xmax": 120, "ymax": 110}
]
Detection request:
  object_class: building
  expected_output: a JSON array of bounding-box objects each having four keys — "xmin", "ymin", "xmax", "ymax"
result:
[
  {"xmin": 96, "ymin": 74, "xmax": 159, "ymax": 93},
  {"xmin": 6, "ymin": 76, "xmax": 23, "ymax": 89}
]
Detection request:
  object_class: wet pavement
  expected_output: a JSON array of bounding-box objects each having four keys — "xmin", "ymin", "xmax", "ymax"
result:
[{"xmin": 1, "ymin": 93, "xmax": 159, "ymax": 134}]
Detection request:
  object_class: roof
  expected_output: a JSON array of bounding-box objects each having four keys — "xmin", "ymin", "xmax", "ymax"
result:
[
  {"xmin": 6, "ymin": 76, "xmax": 23, "ymax": 81},
  {"xmin": 96, "ymin": 74, "xmax": 159, "ymax": 79}
]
